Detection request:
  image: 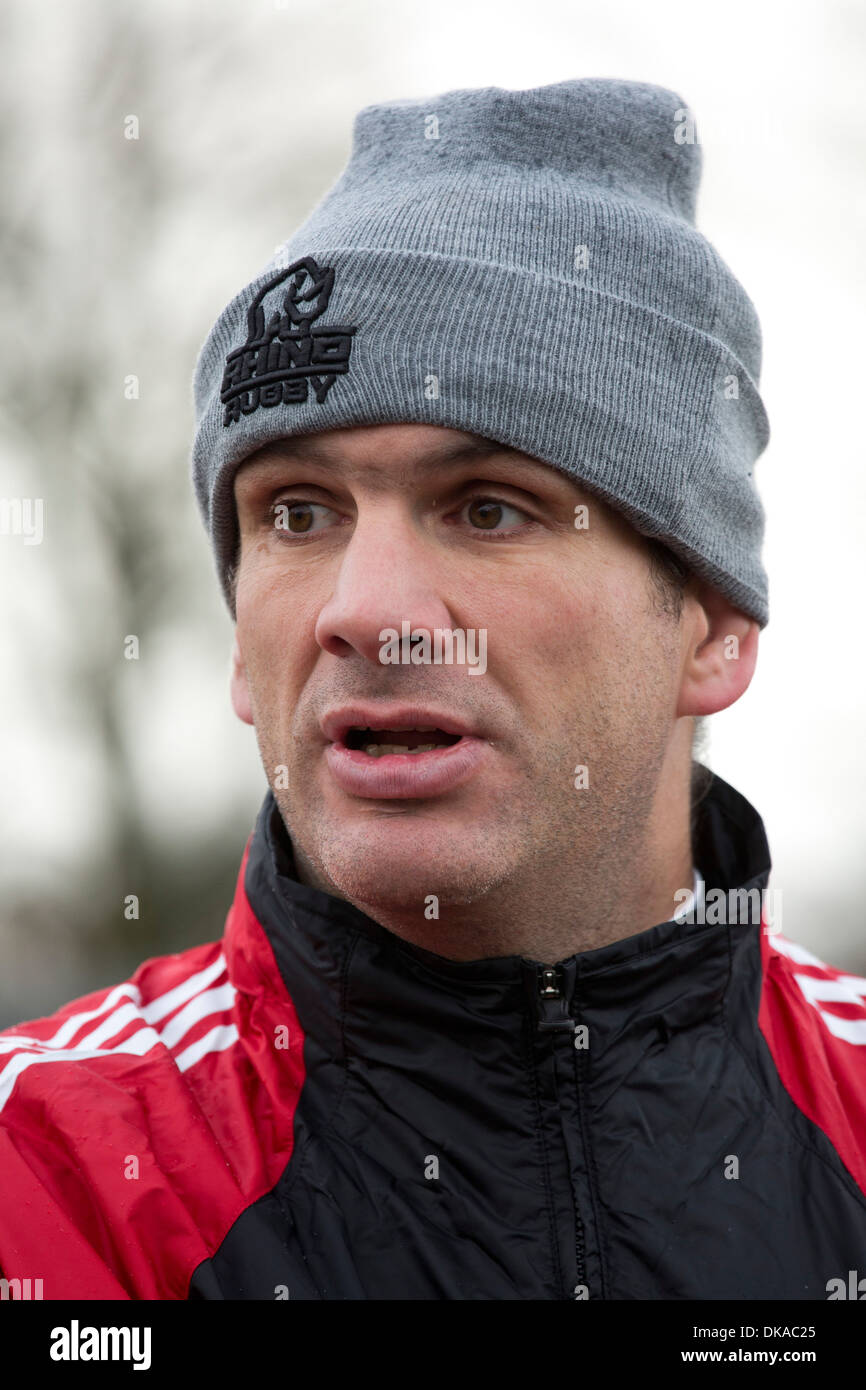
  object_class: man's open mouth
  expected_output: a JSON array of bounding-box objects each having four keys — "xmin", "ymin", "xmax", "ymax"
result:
[
  {"xmin": 344, "ymin": 727, "xmax": 463, "ymax": 757},
  {"xmin": 322, "ymin": 709, "xmax": 486, "ymax": 797}
]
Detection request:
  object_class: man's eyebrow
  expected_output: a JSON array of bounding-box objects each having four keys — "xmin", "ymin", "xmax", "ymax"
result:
[{"xmin": 236, "ymin": 435, "xmax": 524, "ymax": 485}]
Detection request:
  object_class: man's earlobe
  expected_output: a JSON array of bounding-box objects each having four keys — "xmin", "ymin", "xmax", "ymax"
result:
[
  {"xmin": 676, "ymin": 584, "xmax": 759, "ymax": 719},
  {"xmin": 229, "ymin": 636, "xmax": 254, "ymax": 726}
]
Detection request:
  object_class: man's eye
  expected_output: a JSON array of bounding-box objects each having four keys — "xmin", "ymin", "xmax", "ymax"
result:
[
  {"xmin": 270, "ymin": 500, "xmax": 337, "ymax": 536},
  {"xmin": 266, "ymin": 495, "xmax": 531, "ymax": 539},
  {"xmin": 462, "ymin": 496, "xmax": 530, "ymax": 531}
]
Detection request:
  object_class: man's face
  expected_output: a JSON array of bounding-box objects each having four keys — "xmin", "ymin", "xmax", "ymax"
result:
[{"xmin": 230, "ymin": 423, "xmax": 695, "ymax": 946}]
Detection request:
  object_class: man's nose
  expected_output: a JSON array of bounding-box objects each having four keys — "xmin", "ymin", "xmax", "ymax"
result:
[{"xmin": 313, "ymin": 506, "xmax": 457, "ymax": 664}]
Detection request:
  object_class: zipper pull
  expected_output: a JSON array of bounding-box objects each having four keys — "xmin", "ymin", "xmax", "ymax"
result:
[{"xmin": 536, "ymin": 965, "xmax": 574, "ymax": 1032}]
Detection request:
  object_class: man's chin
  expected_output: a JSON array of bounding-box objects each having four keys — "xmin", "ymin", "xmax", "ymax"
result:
[{"xmin": 299, "ymin": 812, "xmax": 508, "ymax": 915}]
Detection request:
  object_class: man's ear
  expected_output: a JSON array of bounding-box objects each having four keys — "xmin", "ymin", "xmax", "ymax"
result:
[
  {"xmin": 676, "ymin": 580, "xmax": 760, "ymax": 718},
  {"xmin": 230, "ymin": 635, "xmax": 254, "ymax": 726}
]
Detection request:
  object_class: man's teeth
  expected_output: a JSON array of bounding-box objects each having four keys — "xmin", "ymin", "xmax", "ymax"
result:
[{"xmin": 363, "ymin": 743, "xmax": 440, "ymax": 757}]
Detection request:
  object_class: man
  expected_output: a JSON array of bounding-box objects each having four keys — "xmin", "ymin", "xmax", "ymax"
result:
[{"xmin": 1, "ymin": 78, "xmax": 865, "ymax": 1301}]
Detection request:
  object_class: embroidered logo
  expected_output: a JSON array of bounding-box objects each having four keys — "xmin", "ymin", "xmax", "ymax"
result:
[{"xmin": 220, "ymin": 256, "xmax": 357, "ymax": 426}]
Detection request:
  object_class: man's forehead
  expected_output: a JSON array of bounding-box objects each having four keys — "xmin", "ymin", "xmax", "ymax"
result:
[
  {"xmin": 232, "ymin": 424, "xmax": 562, "ymax": 492},
  {"xmin": 239, "ymin": 424, "xmax": 514, "ymax": 468}
]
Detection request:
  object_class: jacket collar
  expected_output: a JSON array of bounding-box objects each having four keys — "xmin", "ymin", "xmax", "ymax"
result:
[{"xmin": 236, "ymin": 769, "xmax": 772, "ymax": 1045}]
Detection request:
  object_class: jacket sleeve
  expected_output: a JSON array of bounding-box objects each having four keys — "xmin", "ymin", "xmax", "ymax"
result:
[{"xmin": 0, "ymin": 1126, "xmax": 133, "ymax": 1298}]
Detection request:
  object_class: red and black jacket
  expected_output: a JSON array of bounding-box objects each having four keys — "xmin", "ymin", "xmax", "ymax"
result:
[{"xmin": 1, "ymin": 771, "xmax": 865, "ymax": 1299}]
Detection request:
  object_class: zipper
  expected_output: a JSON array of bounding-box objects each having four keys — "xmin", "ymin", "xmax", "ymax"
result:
[
  {"xmin": 536, "ymin": 965, "xmax": 574, "ymax": 1031},
  {"xmin": 534, "ymin": 963, "xmax": 588, "ymax": 1296}
]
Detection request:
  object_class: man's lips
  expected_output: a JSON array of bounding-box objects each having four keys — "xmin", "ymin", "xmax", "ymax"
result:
[
  {"xmin": 319, "ymin": 704, "xmax": 490, "ymax": 800},
  {"xmin": 320, "ymin": 704, "xmax": 479, "ymax": 745}
]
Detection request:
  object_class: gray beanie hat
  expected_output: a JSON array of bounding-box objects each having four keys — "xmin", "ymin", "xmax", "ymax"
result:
[{"xmin": 191, "ymin": 77, "xmax": 771, "ymax": 625}]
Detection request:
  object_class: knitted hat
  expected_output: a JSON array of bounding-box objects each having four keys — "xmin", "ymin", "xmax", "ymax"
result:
[{"xmin": 190, "ymin": 78, "xmax": 771, "ymax": 624}]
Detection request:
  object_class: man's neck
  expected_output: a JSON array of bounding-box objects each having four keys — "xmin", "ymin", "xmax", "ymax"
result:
[
  {"xmin": 288, "ymin": 738, "xmax": 701, "ymax": 963},
  {"xmin": 291, "ymin": 817, "xmax": 696, "ymax": 964}
]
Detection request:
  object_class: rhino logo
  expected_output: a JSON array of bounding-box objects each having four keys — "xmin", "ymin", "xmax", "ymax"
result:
[{"xmin": 221, "ymin": 256, "xmax": 357, "ymax": 425}]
